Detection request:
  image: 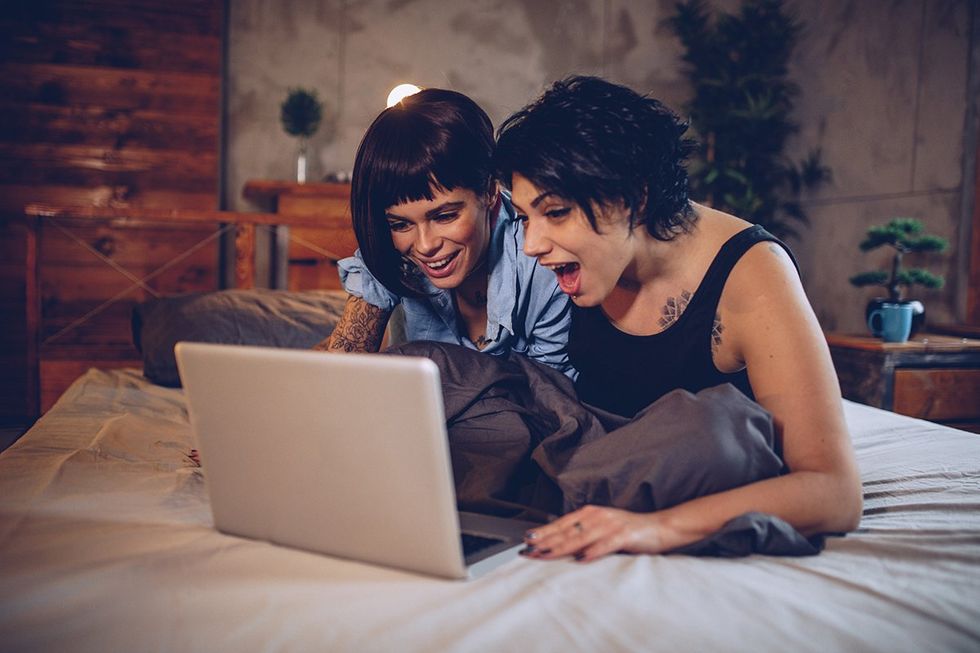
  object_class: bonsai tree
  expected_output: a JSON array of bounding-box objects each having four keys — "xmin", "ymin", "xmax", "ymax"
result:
[
  {"xmin": 280, "ymin": 88, "xmax": 323, "ymax": 182},
  {"xmin": 849, "ymin": 218, "xmax": 948, "ymax": 302},
  {"xmin": 667, "ymin": 0, "xmax": 830, "ymax": 239}
]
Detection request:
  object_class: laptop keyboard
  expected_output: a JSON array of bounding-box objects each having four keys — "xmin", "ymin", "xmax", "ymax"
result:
[{"xmin": 460, "ymin": 532, "xmax": 506, "ymax": 556}]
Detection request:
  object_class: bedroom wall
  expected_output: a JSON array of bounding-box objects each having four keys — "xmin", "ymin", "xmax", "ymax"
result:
[
  {"xmin": 226, "ymin": 0, "xmax": 975, "ymax": 334},
  {"xmin": 0, "ymin": 0, "xmax": 224, "ymax": 420}
]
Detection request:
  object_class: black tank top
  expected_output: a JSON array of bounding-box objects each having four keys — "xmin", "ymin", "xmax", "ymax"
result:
[{"xmin": 569, "ymin": 225, "xmax": 797, "ymax": 417}]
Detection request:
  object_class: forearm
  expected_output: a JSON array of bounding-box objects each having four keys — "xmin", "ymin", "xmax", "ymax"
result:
[
  {"xmin": 653, "ymin": 467, "xmax": 863, "ymax": 551},
  {"xmin": 313, "ymin": 294, "xmax": 390, "ymax": 353}
]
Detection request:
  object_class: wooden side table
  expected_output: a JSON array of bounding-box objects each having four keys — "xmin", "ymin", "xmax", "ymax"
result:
[
  {"xmin": 242, "ymin": 180, "xmax": 356, "ymax": 291},
  {"xmin": 825, "ymin": 332, "xmax": 980, "ymax": 433}
]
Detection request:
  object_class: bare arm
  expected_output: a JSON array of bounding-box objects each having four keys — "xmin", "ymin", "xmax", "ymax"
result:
[
  {"xmin": 524, "ymin": 244, "xmax": 862, "ymax": 560},
  {"xmin": 313, "ymin": 294, "xmax": 391, "ymax": 353}
]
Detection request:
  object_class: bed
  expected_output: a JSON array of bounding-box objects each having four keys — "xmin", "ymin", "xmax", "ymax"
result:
[{"xmin": 1, "ymin": 337, "xmax": 979, "ymax": 651}]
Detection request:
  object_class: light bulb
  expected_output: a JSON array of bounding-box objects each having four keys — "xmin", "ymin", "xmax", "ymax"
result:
[{"xmin": 387, "ymin": 83, "xmax": 422, "ymax": 107}]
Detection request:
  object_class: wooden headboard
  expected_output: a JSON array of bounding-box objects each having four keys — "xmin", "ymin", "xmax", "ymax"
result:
[{"xmin": 22, "ymin": 201, "xmax": 358, "ymax": 416}]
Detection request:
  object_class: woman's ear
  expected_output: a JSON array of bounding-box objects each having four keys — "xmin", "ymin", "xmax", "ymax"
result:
[
  {"xmin": 486, "ymin": 181, "xmax": 500, "ymax": 207},
  {"xmin": 485, "ymin": 182, "xmax": 501, "ymax": 217}
]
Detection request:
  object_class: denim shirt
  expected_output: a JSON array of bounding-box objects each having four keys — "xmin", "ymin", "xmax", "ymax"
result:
[{"xmin": 338, "ymin": 195, "xmax": 574, "ymax": 377}]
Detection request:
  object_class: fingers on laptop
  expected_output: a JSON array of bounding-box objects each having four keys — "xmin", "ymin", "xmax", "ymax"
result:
[{"xmin": 519, "ymin": 505, "xmax": 653, "ymax": 562}]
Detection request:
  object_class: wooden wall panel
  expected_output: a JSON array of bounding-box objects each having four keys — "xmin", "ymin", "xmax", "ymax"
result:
[
  {"xmin": 969, "ymin": 136, "xmax": 980, "ymax": 325},
  {"xmin": 0, "ymin": 0, "xmax": 223, "ymax": 422}
]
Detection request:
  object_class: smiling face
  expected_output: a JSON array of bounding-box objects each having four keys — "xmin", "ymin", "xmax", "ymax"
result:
[
  {"xmin": 511, "ymin": 173, "xmax": 635, "ymax": 307},
  {"xmin": 385, "ymin": 186, "xmax": 492, "ymax": 290}
]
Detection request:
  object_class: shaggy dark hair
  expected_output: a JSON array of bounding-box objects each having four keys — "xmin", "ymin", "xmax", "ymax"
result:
[
  {"xmin": 494, "ymin": 76, "xmax": 697, "ymax": 239},
  {"xmin": 351, "ymin": 88, "xmax": 494, "ymax": 296}
]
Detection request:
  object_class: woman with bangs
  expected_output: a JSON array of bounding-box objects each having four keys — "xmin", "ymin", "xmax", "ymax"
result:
[{"xmin": 317, "ymin": 88, "xmax": 573, "ymax": 374}]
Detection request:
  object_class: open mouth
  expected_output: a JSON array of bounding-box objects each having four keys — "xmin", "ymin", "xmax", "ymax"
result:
[
  {"xmin": 419, "ymin": 251, "xmax": 460, "ymax": 278},
  {"xmin": 545, "ymin": 262, "xmax": 581, "ymax": 295}
]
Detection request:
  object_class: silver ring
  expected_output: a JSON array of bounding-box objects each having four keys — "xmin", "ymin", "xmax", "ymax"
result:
[{"xmin": 573, "ymin": 521, "xmax": 584, "ymax": 534}]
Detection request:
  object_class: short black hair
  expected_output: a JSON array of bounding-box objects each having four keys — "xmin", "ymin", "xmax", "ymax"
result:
[
  {"xmin": 494, "ymin": 76, "xmax": 697, "ymax": 239},
  {"xmin": 351, "ymin": 88, "xmax": 495, "ymax": 296}
]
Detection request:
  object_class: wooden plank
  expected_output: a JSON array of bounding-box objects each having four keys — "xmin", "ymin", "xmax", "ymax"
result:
[
  {"xmin": 0, "ymin": 218, "xmax": 28, "ymax": 264},
  {"xmin": 828, "ymin": 346, "xmax": 887, "ymax": 408},
  {"xmin": 25, "ymin": 217, "xmax": 40, "ymax": 418},
  {"xmin": 0, "ymin": 21, "xmax": 221, "ymax": 73},
  {"xmin": 1, "ymin": 63, "xmax": 219, "ymax": 116},
  {"xmin": 243, "ymin": 180, "xmax": 351, "ymax": 205},
  {"xmin": 287, "ymin": 225, "xmax": 358, "ymax": 263},
  {"xmin": 276, "ymin": 193, "xmax": 352, "ymax": 220},
  {"xmin": 38, "ymin": 221, "xmax": 218, "ymax": 268},
  {"xmin": 235, "ymin": 224, "xmax": 256, "ymax": 289},
  {"xmin": 287, "ymin": 261, "xmax": 343, "ymax": 292},
  {"xmin": 825, "ymin": 332, "xmax": 980, "ymax": 353},
  {"xmin": 893, "ymin": 368, "xmax": 980, "ymax": 421},
  {"xmin": 40, "ymin": 357, "xmax": 142, "ymax": 413},
  {"xmin": 22, "ymin": 204, "xmax": 334, "ymax": 229},
  {"xmin": 9, "ymin": 1, "xmax": 221, "ymax": 38},
  {"xmin": 0, "ymin": 144, "xmax": 218, "ymax": 192},
  {"xmin": 40, "ymin": 260, "xmax": 216, "ymax": 305},
  {"xmin": 0, "ymin": 102, "xmax": 218, "ymax": 150},
  {"xmin": 40, "ymin": 300, "xmax": 147, "ymax": 347},
  {"xmin": 1, "ymin": 185, "xmax": 216, "ymax": 212}
]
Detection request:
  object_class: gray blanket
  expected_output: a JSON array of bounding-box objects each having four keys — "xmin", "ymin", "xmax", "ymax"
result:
[{"xmin": 388, "ymin": 341, "xmax": 823, "ymax": 557}]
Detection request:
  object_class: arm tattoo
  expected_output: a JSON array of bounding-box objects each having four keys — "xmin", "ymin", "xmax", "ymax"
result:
[
  {"xmin": 658, "ymin": 290, "xmax": 692, "ymax": 328},
  {"xmin": 313, "ymin": 294, "xmax": 390, "ymax": 353}
]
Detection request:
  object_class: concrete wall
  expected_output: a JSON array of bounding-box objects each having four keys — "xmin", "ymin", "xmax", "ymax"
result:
[{"xmin": 226, "ymin": 0, "xmax": 975, "ymax": 333}]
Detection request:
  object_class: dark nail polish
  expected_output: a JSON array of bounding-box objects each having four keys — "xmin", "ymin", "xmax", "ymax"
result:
[
  {"xmin": 574, "ymin": 552, "xmax": 586, "ymax": 561},
  {"xmin": 518, "ymin": 547, "xmax": 531, "ymax": 556},
  {"xmin": 539, "ymin": 548, "xmax": 551, "ymax": 555}
]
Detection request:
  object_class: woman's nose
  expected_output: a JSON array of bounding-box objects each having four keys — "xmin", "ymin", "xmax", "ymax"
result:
[
  {"xmin": 522, "ymin": 218, "xmax": 549, "ymax": 258},
  {"xmin": 415, "ymin": 224, "xmax": 441, "ymax": 256}
]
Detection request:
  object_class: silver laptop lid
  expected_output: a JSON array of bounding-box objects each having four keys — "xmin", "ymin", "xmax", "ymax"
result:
[{"xmin": 175, "ymin": 342, "xmax": 468, "ymax": 578}]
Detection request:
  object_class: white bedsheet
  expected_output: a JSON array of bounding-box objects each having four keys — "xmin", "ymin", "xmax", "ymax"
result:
[{"xmin": 1, "ymin": 368, "xmax": 978, "ymax": 652}]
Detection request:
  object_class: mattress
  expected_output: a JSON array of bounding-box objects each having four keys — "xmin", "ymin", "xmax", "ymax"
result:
[{"xmin": 1, "ymin": 368, "xmax": 978, "ymax": 652}]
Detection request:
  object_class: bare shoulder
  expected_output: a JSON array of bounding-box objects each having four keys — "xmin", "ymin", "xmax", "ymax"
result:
[
  {"xmin": 723, "ymin": 237, "xmax": 806, "ymax": 312},
  {"xmin": 715, "ymin": 232, "xmax": 820, "ymax": 369}
]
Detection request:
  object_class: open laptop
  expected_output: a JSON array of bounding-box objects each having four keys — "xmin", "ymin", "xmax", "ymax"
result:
[{"xmin": 174, "ymin": 341, "xmax": 538, "ymax": 580}]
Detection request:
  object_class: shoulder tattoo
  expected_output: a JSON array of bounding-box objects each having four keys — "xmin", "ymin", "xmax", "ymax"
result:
[
  {"xmin": 315, "ymin": 294, "xmax": 390, "ymax": 353},
  {"xmin": 658, "ymin": 290, "xmax": 692, "ymax": 328}
]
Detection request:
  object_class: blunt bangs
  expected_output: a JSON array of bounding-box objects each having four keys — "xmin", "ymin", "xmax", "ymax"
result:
[{"xmin": 350, "ymin": 88, "xmax": 495, "ymax": 297}]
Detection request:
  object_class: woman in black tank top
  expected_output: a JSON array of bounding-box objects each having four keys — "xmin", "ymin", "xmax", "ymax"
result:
[{"xmin": 495, "ymin": 76, "xmax": 861, "ymax": 561}]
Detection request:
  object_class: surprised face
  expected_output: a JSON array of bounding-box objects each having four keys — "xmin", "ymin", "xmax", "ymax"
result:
[{"xmin": 510, "ymin": 174, "xmax": 636, "ymax": 307}]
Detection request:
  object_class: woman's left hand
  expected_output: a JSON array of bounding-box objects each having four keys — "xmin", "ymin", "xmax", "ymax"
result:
[{"xmin": 521, "ymin": 505, "xmax": 672, "ymax": 562}]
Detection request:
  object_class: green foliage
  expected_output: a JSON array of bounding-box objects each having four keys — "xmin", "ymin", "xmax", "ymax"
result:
[
  {"xmin": 280, "ymin": 88, "xmax": 323, "ymax": 138},
  {"xmin": 858, "ymin": 217, "xmax": 949, "ymax": 254},
  {"xmin": 849, "ymin": 217, "xmax": 948, "ymax": 301},
  {"xmin": 667, "ymin": 0, "xmax": 830, "ymax": 239}
]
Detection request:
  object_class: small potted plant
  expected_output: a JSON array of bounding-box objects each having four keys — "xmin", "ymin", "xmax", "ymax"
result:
[
  {"xmin": 849, "ymin": 217, "xmax": 948, "ymax": 335},
  {"xmin": 280, "ymin": 88, "xmax": 323, "ymax": 183}
]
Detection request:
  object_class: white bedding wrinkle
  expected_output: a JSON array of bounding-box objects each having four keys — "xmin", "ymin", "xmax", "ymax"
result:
[{"xmin": 1, "ymin": 369, "xmax": 979, "ymax": 653}]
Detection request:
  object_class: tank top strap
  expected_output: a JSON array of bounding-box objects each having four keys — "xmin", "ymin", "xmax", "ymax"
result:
[{"xmin": 687, "ymin": 224, "xmax": 798, "ymax": 316}]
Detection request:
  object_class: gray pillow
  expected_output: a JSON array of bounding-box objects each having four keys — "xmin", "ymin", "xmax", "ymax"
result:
[{"xmin": 132, "ymin": 289, "xmax": 347, "ymax": 387}]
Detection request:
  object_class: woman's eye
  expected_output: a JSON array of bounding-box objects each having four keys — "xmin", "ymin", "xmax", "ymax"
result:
[
  {"xmin": 433, "ymin": 212, "xmax": 459, "ymax": 223},
  {"xmin": 545, "ymin": 207, "xmax": 571, "ymax": 220},
  {"xmin": 387, "ymin": 221, "xmax": 410, "ymax": 232},
  {"xmin": 515, "ymin": 213, "xmax": 529, "ymax": 224}
]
